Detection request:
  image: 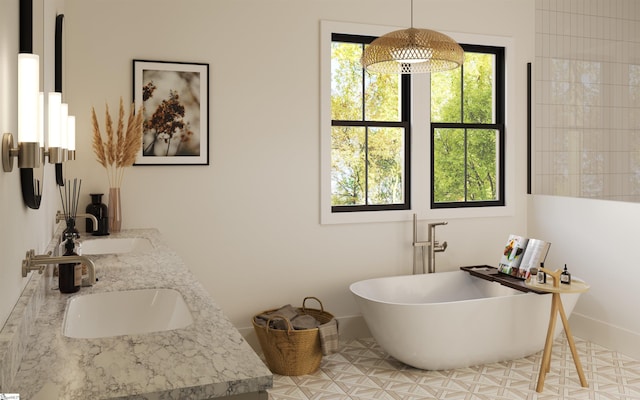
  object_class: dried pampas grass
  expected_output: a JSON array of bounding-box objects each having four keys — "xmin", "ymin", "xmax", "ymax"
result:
[{"xmin": 92, "ymin": 97, "xmax": 143, "ymax": 188}]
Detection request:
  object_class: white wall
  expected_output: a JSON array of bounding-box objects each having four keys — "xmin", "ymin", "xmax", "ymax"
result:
[
  {"xmin": 0, "ymin": 0, "xmax": 60, "ymax": 329},
  {"xmin": 528, "ymin": 194, "xmax": 640, "ymax": 360},
  {"xmin": 63, "ymin": 0, "xmax": 533, "ymax": 338}
]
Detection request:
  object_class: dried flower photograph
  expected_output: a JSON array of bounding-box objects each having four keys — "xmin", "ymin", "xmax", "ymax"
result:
[{"xmin": 133, "ymin": 60, "xmax": 209, "ymax": 165}]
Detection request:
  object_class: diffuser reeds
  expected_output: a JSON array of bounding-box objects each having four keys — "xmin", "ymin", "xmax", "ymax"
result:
[{"xmin": 59, "ymin": 178, "xmax": 82, "ymax": 221}]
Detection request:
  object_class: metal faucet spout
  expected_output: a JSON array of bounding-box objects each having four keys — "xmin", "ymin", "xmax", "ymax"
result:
[
  {"xmin": 56, "ymin": 210, "xmax": 98, "ymax": 233},
  {"xmin": 412, "ymin": 214, "xmax": 448, "ymax": 274},
  {"xmin": 22, "ymin": 249, "xmax": 97, "ymax": 286},
  {"xmin": 430, "ymin": 221, "xmax": 448, "ymax": 227}
]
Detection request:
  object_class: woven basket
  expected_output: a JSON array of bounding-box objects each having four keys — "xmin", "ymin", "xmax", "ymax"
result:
[{"xmin": 252, "ymin": 297, "xmax": 334, "ymax": 376}]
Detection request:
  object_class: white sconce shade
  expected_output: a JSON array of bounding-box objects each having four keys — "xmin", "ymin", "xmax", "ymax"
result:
[
  {"xmin": 67, "ymin": 116, "xmax": 75, "ymax": 151},
  {"xmin": 60, "ymin": 103, "xmax": 68, "ymax": 150},
  {"xmin": 37, "ymin": 92, "xmax": 44, "ymax": 147},
  {"xmin": 18, "ymin": 54, "xmax": 40, "ymax": 143},
  {"xmin": 2, "ymin": 54, "xmax": 42, "ymax": 173},
  {"xmin": 48, "ymin": 92, "xmax": 62, "ymax": 148}
]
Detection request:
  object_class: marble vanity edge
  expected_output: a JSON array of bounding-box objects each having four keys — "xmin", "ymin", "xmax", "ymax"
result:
[{"xmin": 0, "ymin": 224, "xmax": 63, "ymax": 391}]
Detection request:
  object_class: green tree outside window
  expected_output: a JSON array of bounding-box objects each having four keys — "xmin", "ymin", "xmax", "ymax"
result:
[
  {"xmin": 330, "ymin": 34, "xmax": 410, "ymax": 211},
  {"xmin": 431, "ymin": 45, "xmax": 505, "ymax": 207}
]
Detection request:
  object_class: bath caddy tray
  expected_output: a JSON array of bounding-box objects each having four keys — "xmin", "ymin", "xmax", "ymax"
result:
[{"xmin": 460, "ymin": 265, "xmax": 547, "ymax": 294}]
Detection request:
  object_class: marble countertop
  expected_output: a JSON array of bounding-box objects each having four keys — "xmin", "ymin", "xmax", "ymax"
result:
[{"xmin": 9, "ymin": 229, "xmax": 272, "ymax": 399}]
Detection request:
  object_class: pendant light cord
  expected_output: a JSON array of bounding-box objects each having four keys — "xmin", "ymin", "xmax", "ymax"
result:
[{"xmin": 410, "ymin": 0, "xmax": 414, "ymax": 28}]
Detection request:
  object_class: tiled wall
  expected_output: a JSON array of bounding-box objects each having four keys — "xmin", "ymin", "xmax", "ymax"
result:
[{"xmin": 535, "ymin": 0, "xmax": 640, "ymax": 201}]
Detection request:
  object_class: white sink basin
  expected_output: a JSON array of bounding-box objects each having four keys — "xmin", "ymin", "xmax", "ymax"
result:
[
  {"xmin": 63, "ymin": 288, "xmax": 194, "ymax": 338},
  {"xmin": 80, "ymin": 237, "xmax": 153, "ymax": 255}
]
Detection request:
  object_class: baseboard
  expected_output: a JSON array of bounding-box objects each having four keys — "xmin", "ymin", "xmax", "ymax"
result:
[
  {"xmin": 238, "ymin": 315, "xmax": 371, "ymax": 354},
  {"xmin": 570, "ymin": 312, "xmax": 640, "ymax": 360},
  {"xmin": 241, "ymin": 312, "xmax": 640, "ymax": 363}
]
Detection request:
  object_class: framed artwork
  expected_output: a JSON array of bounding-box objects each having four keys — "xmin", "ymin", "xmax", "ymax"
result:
[{"xmin": 133, "ymin": 60, "xmax": 209, "ymax": 165}]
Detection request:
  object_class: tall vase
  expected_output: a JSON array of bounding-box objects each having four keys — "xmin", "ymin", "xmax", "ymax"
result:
[{"xmin": 108, "ymin": 187, "xmax": 122, "ymax": 233}]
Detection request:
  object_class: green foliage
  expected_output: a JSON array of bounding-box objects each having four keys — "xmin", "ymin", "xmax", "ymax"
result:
[
  {"xmin": 331, "ymin": 41, "xmax": 404, "ymax": 206},
  {"xmin": 433, "ymin": 128, "xmax": 497, "ymax": 202},
  {"xmin": 331, "ymin": 43, "xmax": 362, "ymax": 121},
  {"xmin": 331, "ymin": 126, "xmax": 365, "ymax": 205},
  {"xmin": 431, "ymin": 51, "xmax": 498, "ymax": 203},
  {"xmin": 433, "ymin": 128, "xmax": 465, "ymax": 202}
]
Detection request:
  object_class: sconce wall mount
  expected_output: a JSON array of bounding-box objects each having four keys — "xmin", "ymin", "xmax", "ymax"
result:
[{"xmin": 2, "ymin": 133, "xmax": 40, "ymax": 172}]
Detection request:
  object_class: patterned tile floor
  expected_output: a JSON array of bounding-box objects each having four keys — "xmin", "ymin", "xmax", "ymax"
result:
[{"xmin": 267, "ymin": 336, "xmax": 640, "ymax": 400}]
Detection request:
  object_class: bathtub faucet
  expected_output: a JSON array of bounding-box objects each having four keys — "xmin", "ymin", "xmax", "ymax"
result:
[{"xmin": 412, "ymin": 214, "xmax": 448, "ymax": 274}]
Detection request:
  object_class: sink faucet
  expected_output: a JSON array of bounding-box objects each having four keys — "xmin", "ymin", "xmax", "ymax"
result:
[
  {"xmin": 412, "ymin": 214, "xmax": 448, "ymax": 274},
  {"xmin": 56, "ymin": 210, "xmax": 98, "ymax": 233},
  {"xmin": 21, "ymin": 249, "xmax": 97, "ymax": 286}
]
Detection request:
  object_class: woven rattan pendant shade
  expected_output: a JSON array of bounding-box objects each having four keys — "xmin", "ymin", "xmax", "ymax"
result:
[{"xmin": 361, "ymin": 27, "xmax": 464, "ymax": 74}]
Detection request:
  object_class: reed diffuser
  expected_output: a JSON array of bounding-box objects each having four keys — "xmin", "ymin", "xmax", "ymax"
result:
[
  {"xmin": 58, "ymin": 178, "xmax": 83, "ymax": 293},
  {"xmin": 58, "ymin": 178, "xmax": 83, "ymax": 240}
]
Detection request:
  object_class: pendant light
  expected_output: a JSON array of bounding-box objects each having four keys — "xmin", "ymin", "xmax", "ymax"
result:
[{"xmin": 361, "ymin": 0, "xmax": 464, "ymax": 74}]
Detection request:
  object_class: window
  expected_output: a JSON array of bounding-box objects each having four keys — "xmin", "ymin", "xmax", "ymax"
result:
[
  {"xmin": 430, "ymin": 44, "xmax": 505, "ymax": 208},
  {"xmin": 330, "ymin": 33, "xmax": 411, "ymax": 212},
  {"xmin": 321, "ymin": 21, "xmax": 514, "ymax": 224}
]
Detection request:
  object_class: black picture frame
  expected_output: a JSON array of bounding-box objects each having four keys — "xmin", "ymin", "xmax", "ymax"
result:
[{"xmin": 133, "ymin": 60, "xmax": 209, "ymax": 165}]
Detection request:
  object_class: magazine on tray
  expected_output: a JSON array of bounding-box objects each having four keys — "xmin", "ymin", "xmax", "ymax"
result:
[{"xmin": 498, "ymin": 234, "xmax": 551, "ymax": 279}]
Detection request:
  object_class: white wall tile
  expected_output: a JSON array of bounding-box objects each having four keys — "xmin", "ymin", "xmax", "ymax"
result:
[{"xmin": 536, "ymin": 0, "xmax": 640, "ymax": 199}]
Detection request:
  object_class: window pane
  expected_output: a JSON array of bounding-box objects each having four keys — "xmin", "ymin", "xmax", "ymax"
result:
[
  {"xmin": 331, "ymin": 42, "xmax": 363, "ymax": 121},
  {"xmin": 368, "ymin": 127, "xmax": 404, "ymax": 204},
  {"xmin": 463, "ymin": 52, "xmax": 495, "ymax": 123},
  {"xmin": 467, "ymin": 129, "xmax": 498, "ymax": 201},
  {"xmin": 365, "ymin": 67, "xmax": 401, "ymax": 121},
  {"xmin": 329, "ymin": 34, "xmax": 411, "ymax": 213},
  {"xmin": 331, "ymin": 126, "xmax": 366, "ymax": 205},
  {"xmin": 431, "ymin": 68, "xmax": 461, "ymax": 123},
  {"xmin": 433, "ymin": 128, "xmax": 465, "ymax": 202}
]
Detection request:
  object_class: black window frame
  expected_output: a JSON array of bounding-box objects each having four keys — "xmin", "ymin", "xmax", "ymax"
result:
[
  {"xmin": 330, "ymin": 33, "xmax": 411, "ymax": 213},
  {"xmin": 430, "ymin": 43, "xmax": 506, "ymax": 209}
]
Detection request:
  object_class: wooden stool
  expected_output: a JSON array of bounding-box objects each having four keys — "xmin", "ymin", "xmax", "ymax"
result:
[{"xmin": 526, "ymin": 268, "xmax": 590, "ymax": 392}]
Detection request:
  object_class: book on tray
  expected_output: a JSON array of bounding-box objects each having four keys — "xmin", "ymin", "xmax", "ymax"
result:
[{"xmin": 498, "ymin": 234, "xmax": 551, "ymax": 279}]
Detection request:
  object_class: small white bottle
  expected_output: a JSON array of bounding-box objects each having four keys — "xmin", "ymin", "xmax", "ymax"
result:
[{"xmin": 537, "ymin": 262, "xmax": 546, "ymax": 284}]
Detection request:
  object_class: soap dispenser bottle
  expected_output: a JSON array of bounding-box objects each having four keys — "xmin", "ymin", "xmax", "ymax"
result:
[
  {"xmin": 59, "ymin": 238, "xmax": 82, "ymax": 293},
  {"xmin": 561, "ymin": 264, "xmax": 571, "ymax": 285},
  {"xmin": 86, "ymin": 193, "xmax": 109, "ymax": 236},
  {"xmin": 59, "ymin": 223, "xmax": 82, "ymax": 261}
]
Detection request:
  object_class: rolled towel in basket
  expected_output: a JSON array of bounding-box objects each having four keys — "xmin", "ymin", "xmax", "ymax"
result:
[
  {"xmin": 291, "ymin": 314, "xmax": 319, "ymax": 330},
  {"xmin": 254, "ymin": 305, "xmax": 299, "ymax": 329},
  {"xmin": 318, "ymin": 318, "xmax": 339, "ymax": 355}
]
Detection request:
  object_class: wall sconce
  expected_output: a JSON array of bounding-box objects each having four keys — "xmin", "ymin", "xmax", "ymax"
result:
[
  {"xmin": 45, "ymin": 92, "xmax": 64, "ymax": 163},
  {"xmin": 44, "ymin": 92, "xmax": 71, "ymax": 186},
  {"xmin": 55, "ymin": 114, "xmax": 75, "ymax": 186},
  {"xmin": 45, "ymin": 94, "xmax": 76, "ymax": 162},
  {"xmin": 2, "ymin": 53, "xmax": 41, "ymax": 173},
  {"xmin": 2, "ymin": 53, "xmax": 78, "ymax": 207},
  {"xmin": 67, "ymin": 115, "xmax": 76, "ymax": 160}
]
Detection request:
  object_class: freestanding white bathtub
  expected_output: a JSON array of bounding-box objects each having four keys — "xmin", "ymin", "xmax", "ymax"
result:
[{"xmin": 349, "ymin": 270, "xmax": 581, "ymax": 370}]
